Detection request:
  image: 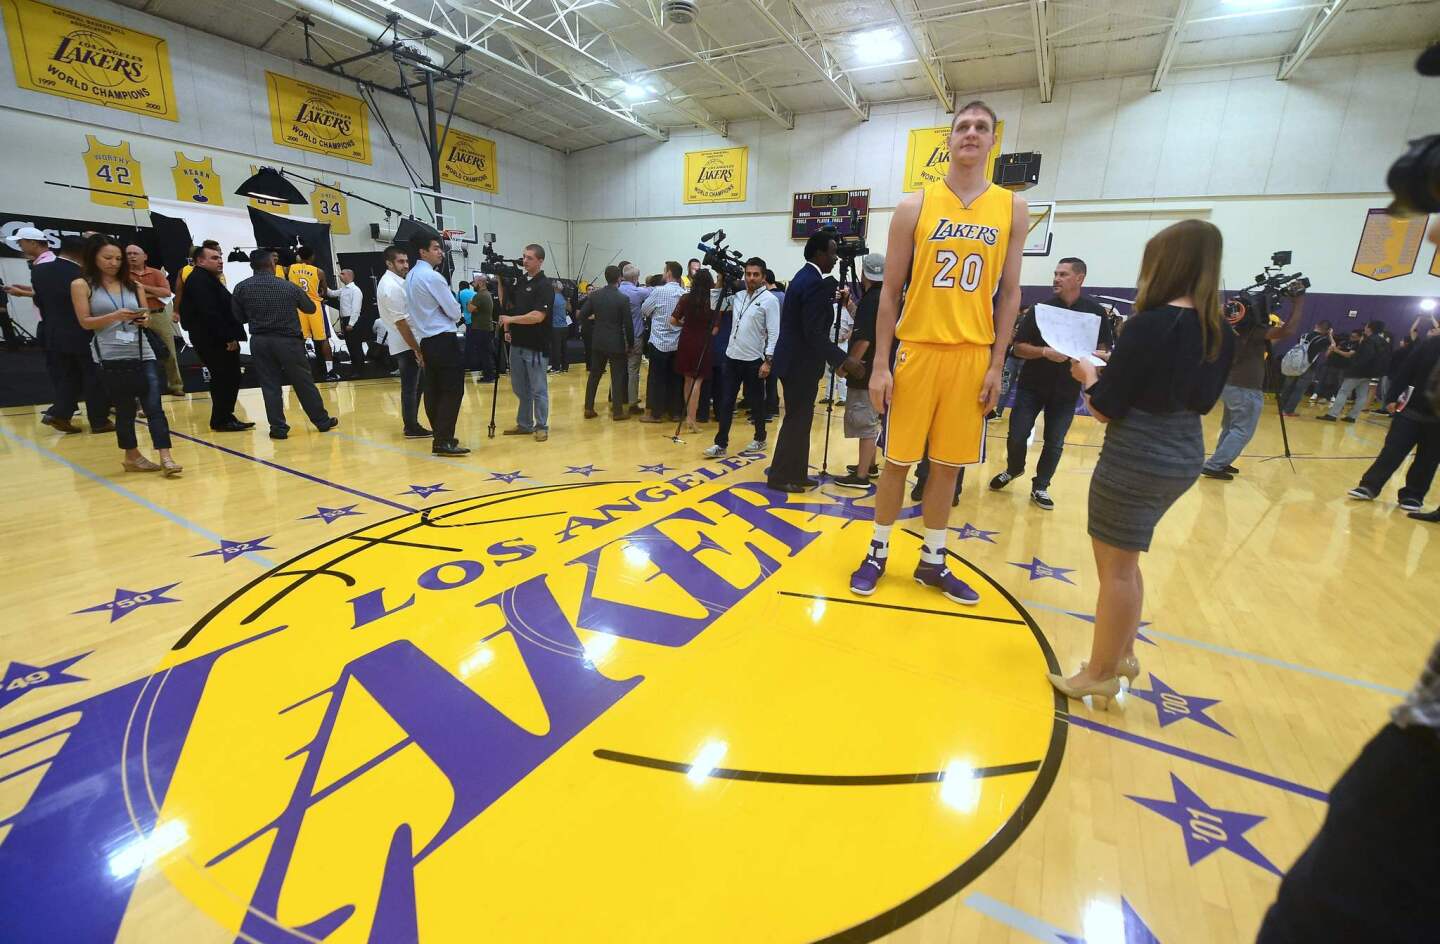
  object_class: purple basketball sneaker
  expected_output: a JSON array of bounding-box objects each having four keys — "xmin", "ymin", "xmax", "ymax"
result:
[
  {"xmin": 849, "ymin": 542, "xmax": 887, "ymax": 595},
  {"xmin": 913, "ymin": 561, "xmax": 980, "ymax": 605}
]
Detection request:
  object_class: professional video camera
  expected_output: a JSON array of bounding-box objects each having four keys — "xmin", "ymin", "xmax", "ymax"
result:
[
  {"xmin": 696, "ymin": 229, "xmax": 745, "ymax": 282},
  {"xmin": 479, "ymin": 232, "xmax": 523, "ymax": 284},
  {"xmin": 824, "ymin": 209, "xmax": 869, "ymax": 262},
  {"xmin": 1227, "ymin": 251, "xmax": 1310, "ymax": 329}
]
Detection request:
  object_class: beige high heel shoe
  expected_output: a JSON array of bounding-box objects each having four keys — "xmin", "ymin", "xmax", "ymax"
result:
[
  {"xmin": 122, "ymin": 455, "xmax": 161, "ymax": 473},
  {"xmin": 1047, "ymin": 673, "xmax": 1122, "ymax": 709},
  {"xmin": 161, "ymin": 458, "xmax": 183, "ymax": 478},
  {"xmin": 1080, "ymin": 656, "xmax": 1141, "ymax": 685}
]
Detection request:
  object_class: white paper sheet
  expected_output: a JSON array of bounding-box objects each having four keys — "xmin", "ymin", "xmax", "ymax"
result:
[{"xmin": 1034, "ymin": 303, "xmax": 1101, "ymax": 364}]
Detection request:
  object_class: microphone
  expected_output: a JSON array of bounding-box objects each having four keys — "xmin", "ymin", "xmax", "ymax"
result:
[{"xmin": 701, "ymin": 230, "xmax": 720, "ymax": 242}]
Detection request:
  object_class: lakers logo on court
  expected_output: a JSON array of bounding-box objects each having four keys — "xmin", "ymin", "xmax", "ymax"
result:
[{"xmin": 5, "ymin": 469, "xmax": 1064, "ymax": 942}]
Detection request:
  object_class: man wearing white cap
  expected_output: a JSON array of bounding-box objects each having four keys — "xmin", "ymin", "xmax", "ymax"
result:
[
  {"xmin": 832, "ymin": 253, "xmax": 886, "ymax": 489},
  {"xmin": 2, "ymin": 226, "xmax": 56, "ymax": 302}
]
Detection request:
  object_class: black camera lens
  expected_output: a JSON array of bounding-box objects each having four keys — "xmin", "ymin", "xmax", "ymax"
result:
[{"xmin": 1386, "ymin": 135, "xmax": 1440, "ymax": 216}]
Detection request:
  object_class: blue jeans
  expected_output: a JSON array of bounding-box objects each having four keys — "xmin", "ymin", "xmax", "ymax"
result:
[
  {"xmin": 1006, "ymin": 385, "xmax": 1077, "ymax": 490},
  {"xmin": 114, "ymin": 360, "xmax": 171, "ymax": 451},
  {"xmin": 510, "ymin": 346, "xmax": 549, "ymax": 431},
  {"xmin": 1205, "ymin": 384, "xmax": 1263, "ymax": 471},
  {"xmin": 1279, "ymin": 365, "xmax": 1318, "ymax": 413}
]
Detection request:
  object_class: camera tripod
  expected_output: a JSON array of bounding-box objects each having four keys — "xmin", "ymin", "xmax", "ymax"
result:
[{"xmin": 816, "ymin": 252, "xmax": 859, "ymax": 482}]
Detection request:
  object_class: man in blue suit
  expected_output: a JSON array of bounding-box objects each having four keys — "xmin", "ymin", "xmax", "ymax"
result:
[{"xmin": 768, "ymin": 230, "xmax": 861, "ymax": 492}]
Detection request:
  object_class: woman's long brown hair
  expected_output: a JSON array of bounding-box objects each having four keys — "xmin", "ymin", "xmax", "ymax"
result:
[
  {"xmin": 686, "ymin": 268, "xmax": 715, "ymax": 310},
  {"xmin": 1133, "ymin": 219, "xmax": 1225, "ymax": 362},
  {"xmin": 81, "ymin": 235, "xmax": 139, "ymax": 296}
]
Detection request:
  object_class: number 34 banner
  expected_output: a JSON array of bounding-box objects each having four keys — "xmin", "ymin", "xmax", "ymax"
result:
[{"xmin": 309, "ymin": 181, "xmax": 350, "ymax": 235}]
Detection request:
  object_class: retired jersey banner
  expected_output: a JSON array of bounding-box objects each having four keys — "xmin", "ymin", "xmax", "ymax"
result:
[
  {"xmin": 170, "ymin": 152, "xmax": 223, "ymax": 205},
  {"xmin": 684, "ymin": 147, "xmax": 748, "ymax": 204},
  {"xmin": 310, "ymin": 181, "xmax": 349, "ymax": 235},
  {"xmin": 1350, "ymin": 208, "xmax": 1426, "ymax": 281},
  {"xmin": 265, "ymin": 72, "xmax": 371, "ymax": 164},
  {"xmin": 83, "ymin": 134, "xmax": 146, "ymax": 208},
  {"xmin": 1, "ymin": 0, "xmax": 177, "ymax": 120},
  {"xmin": 903, "ymin": 121, "xmax": 1004, "ymax": 192},
  {"xmin": 438, "ymin": 126, "xmax": 498, "ymax": 194}
]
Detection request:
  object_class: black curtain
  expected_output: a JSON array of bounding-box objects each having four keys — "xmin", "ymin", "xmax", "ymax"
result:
[
  {"xmin": 147, "ymin": 211, "xmax": 193, "ymax": 290},
  {"xmin": 247, "ymin": 207, "xmax": 334, "ymax": 277}
]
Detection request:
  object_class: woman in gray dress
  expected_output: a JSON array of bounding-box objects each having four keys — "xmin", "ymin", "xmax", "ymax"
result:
[
  {"xmin": 1048, "ymin": 220, "xmax": 1234, "ymax": 707},
  {"xmin": 71, "ymin": 237, "xmax": 183, "ymax": 476}
]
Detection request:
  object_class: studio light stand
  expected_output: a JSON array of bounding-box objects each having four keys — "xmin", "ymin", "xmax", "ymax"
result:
[{"xmin": 817, "ymin": 250, "xmax": 858, "ymax": 482}]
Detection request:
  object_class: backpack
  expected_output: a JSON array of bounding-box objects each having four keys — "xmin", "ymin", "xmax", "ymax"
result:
[{"xmin": 1280, "ymin": 335, "xmax": 1316, "ymax": 377}]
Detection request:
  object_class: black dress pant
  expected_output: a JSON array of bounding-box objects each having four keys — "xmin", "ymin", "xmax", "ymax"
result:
[
  {"xmin": 396, "ymin": 349, "xmax": 425, "ymax": 433},
  {"xmin": 1258, "ymin": 723, "xmax": 1440, "ymax": 944},
  {"xmin": 419, "ymin": 332, "xmax": 465, "ymax": 447},
  {"xmin": 715, "ymin": 357, "xmax": 767, "ymax": 450},
  {"xmin": 250, "ymin": 334, "xmax": 331, "ymax": 433},
  {"xmin": 190, "ymin": 333, "xmax": 241, "ymax": 428},
  {"xmin": 551, "ymin": 326, "xmax": 569, "ymax": 370},
  {"xmin": 645, "ymin": 344, "xmax": 683, "ymax": 419},
  {"xmin": 584, "ymin": 350, "xmax": 628, "ymax": 417},
  {"xmin": 769, "ymin": 368, "xmax": 822, "ymax": 485},
  {"xmin": 46, "ymin": 349, "xmax": 111, "ymax": 427},
  {"xmin": 1358, "ymin": 412, "xmax": 1440, "ymax": 504}
]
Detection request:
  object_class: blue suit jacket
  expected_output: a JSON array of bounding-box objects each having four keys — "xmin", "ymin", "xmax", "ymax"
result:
[{"xmin": 772, "ymin": 262, "xmax": 846, "ymax": 379}]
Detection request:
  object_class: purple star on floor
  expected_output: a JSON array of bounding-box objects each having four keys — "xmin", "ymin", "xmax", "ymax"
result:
[
  {"xmin": 192, "ymin": 536, "xmax": 274, "ymax": 564},
  {"xmin": 301, "ymin": 505, "xmax": 363, "ymax": 524},
  {"xmin": 638, "ymin": 463, "xmax": 674, "ymax": 475},
  {"xmin": 1060, "ymin": 609, "xmax": 1157, "ymax": 646},
  {"xmin": 401, "ymin": 483, "xmax": 450, "ymax": 500},
  {"xmin": 1056, "ymin": 897, "xmax": 1160, "ymax": 944},
  {"xmin": 73, "ymin": 584, "xmax": 181, "ymax": 623},
  {"xmin": 565, "ymin": 464, "xmax": 602, "ymax": 476},
  {"xmin": 1129, "ymin": 673, "xmax": 1232, "ymax": 736},
  {"xmin": 0, "ymin": 652, "xmax": 91, "ymax": 710},
  {"xmin": 487, "ymin": 470, "xmax": 528, "ymax": 484},
  {"xmin": 1127, "ymin": 773, "xmax": 1280, "ymax": 875},
  {"xmin": 1010, "ymin": 556, "xmax": 1076, "ymax": 584},
  {"xmin": 950, "ymin": 522, "xmax": 999, "ymax": 543}
]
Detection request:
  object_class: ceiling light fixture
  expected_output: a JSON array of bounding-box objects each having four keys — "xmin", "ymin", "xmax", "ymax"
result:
[
  {"xmin": 623, "ymin": 81, "xmax": 651, "ymax": 101},
  {"xmin": 854, "ymin": 28, "xmax": 905, "ymax": 66}
]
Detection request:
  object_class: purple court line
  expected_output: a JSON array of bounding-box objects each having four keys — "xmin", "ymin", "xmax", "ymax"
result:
[
  {"xmin": 1064, "ymin": 713, "xmax": 1330, "ymax": 803},
  {"xmin": 170, "ymin": 431, "xmax": 417, "ymax": 513}
]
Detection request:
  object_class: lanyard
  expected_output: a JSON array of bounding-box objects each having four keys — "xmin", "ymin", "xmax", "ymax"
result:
[{"xmin": 730, "ymin": 288, "xmax": 768, "ymax": 347}]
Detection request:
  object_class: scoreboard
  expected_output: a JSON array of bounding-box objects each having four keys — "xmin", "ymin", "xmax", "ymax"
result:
[{"xmin": 791, "ymin": 189, "xmax": 869, "ymax": 240}]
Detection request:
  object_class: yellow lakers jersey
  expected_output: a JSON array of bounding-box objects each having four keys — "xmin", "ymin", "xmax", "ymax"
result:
[
  {"xmin": 288, "ymin": 263, "xmax": 324, "ymax": 306},
  {"xmin": 83, "ymin": 135, "xmax": 147, "ymax": 210},
  {"xmin": 900, "ymin": 181, "xmax": 1012, "ymax": 346}
]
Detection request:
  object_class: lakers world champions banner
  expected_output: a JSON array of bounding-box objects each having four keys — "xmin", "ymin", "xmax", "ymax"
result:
[
  {"xmin": 903, "ymin": 121, "xmax": 1004, "ymax": 192},
  {"xmin": 1, "ymin": 0, "xmax": 177, "ymax": 119},
  {"xmin": 684, "ymin": 147, "xmax": 748, "ymax": 204},
  {"xmin": 265, "ymin": 72, "xmax": 371, "ymax": 164},
  {"xmin": 437, "ymin": 126, "xmax": 499, "ymax": 194}
]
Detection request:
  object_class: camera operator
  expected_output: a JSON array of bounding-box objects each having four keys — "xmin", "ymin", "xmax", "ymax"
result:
[
  {"xmin": 497, "ymin": 243, "xmax": 554, "ymax": 442},
  {"xmin": 1319, "ymin": 320, "xmax": 1389, "ymax": 422},
  {"xmin": 1199, "ymin": 289, "xmax": 1304, "ymax": 480}
]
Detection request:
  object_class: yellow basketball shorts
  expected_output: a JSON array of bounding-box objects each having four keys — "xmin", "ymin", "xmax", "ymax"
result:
[
  {"xmin": 298, "ymin": 310, "xmax": 329, "ymax": 341},
  {"xmin": 880, "ymin": 341, "xmax": 991, "ymax": 468}
]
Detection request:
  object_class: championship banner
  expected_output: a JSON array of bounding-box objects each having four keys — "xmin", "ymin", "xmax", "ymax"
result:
[
  {"xmin": 247, "ymin": 163, "xmax": 289, "ymax": 216},
  {"xmin": 1351, "ymin": 208, "xmax": 1426, "ymax": 281},
  {"xmin": 902, "ymin": 121, "xmax": 1004, "ymax": 192},
  {"xmin": 684, "ymin": 147, "xmax": 748, "ymax": 204},
  {"xmin": 82, "ymin": 134, "xmax": 146, "ymax": 208},
  {"xmin": 437, "ymin": 126, "xmax": 499, "ymax": 194},
  {"xmin": 265, "ymin": 72, "xmax": 371, "ymax": 164},
  {"xmin": 1, "ymin": 0, "xmax": 177, "ymax": 120},
  {"xmin": 170, "ymin": 152, "xmax": 223, "ymax": 205},
  {"xmin": 310, "ymin": 181, "xmax": 349, "ymax": 235}
]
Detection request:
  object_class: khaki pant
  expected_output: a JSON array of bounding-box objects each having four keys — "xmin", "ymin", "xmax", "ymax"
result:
[{"xmin": 146, "ymin": 304, "xmax": 185, "ymax": 394}]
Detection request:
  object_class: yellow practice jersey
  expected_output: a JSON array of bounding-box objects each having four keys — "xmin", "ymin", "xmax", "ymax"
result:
[
  {"xmin": 899, "ymin": 181, "xmax": 1013, "ymax": 346},
  {"xmin": 288, "ymin": 262, "xmax": 324, "ymax": 307}
]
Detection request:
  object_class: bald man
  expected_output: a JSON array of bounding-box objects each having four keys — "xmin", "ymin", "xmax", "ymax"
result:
[{"xmin": 335, "ymin": 268, "xmax": 366, "ymax": 376}]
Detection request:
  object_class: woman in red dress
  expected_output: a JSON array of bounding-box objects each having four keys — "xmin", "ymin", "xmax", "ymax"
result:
[{"xmin": 672, "ymin": 269, "xmax": 718, "ymax": 432}]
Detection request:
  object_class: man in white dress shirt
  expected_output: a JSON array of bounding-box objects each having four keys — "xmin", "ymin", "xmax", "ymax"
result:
[
  {"xmin": 335, "ymin": 269, "xmax": 367, "ymax": 377},
  {"xmin": 704, "ymin": 257, "xmax": 780, "ymax": 457},
  {"xmin": 375, "ymin": 245, "xmax": 429, "ymax": 439}
]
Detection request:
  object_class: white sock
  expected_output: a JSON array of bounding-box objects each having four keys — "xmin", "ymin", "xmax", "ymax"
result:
[
  {"xmin": 922, "ymin": 527, "xmax": 946, "ymax": 565},
  {"xmin": 870, "ymin": 523, "xmax": 892, "ymax": 558},
  {"xmin": 324, "ymin": 360, "xmax": 334, "ymax": 372}
]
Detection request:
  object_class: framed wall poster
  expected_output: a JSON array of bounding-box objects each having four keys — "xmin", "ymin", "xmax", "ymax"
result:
[
  {"xmin": 265, "ymin": 71, "xmax": 372, "ymax": 164},
  {"xmin": 684, "ymin": 147, "xmax": 748, "ymax": 204}
]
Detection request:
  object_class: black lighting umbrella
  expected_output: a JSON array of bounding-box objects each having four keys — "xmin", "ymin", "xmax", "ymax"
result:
[{"xmin": 234, "ymin": 167, "xmax": 308, "ymax": 205}]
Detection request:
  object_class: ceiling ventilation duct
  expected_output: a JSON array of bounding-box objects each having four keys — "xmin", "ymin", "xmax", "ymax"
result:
[{"xmin": 662, "ymin": 0, "xmax": 699, "ymax": 24}]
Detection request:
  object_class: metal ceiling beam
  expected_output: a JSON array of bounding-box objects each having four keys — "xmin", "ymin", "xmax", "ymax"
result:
[
  {"xmin": 1150, "ymin": 0, "xmax": 1194, "ymax": 91},
  {"xmin": 740, "ymin": 0, "xmax": 868, "ymax": 120},
  {"xmin": 449, "ymin": 0, "xmax": 730, "ymax": 135},
  {"xmin": 1277, "ymin": 0, "xmax": 1353, "ymax": 79},
  {"xmin": 1029, "ymin": 0, "xmax": 1053, "ymax": 102},
  {"xmin": 337, "ymin": 0, "xmax": 670, "ymax": 140},
  {"xmin": 612, "ymin": 0, "xmax": 795, "ymax": 129},
  {"xmin": 884, "ymin": 0, "xmax": 951, "ymax": 110}
]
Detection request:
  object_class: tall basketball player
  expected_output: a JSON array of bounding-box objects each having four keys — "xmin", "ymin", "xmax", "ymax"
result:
[
  {"xmin": 288, "ymin": 245, "xmax": 340, "ymax": 380},
  {"xmin": 849, "ymin": 101, "xmax": 1026, "ymax": 604}
]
